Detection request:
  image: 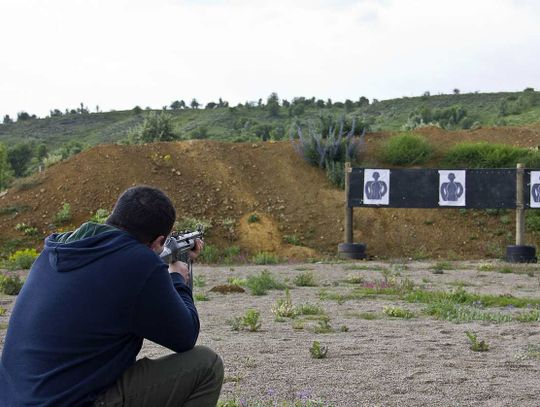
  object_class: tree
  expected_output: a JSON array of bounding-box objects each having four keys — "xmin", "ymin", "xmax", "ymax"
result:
[
  {"xmin": 132, "ymin": 106, "xmax": 143, "ymax": 115},
  {"xmin": 170, "ymin": 100, "xmax": 182, "ymax": 110},
  {"xmin": 266, "ymin": 92, "xmax": 280, "ymax": 117},
  {"xmin": 0, "ymin": 143, "xmax": 12, "ymax": 189},
  {"xmin": 357, "ymin": 96, "xmax": 369, "ymax": 107},
  {"xmin": 50, "ymin": 109, "xmax": 63, "ymax": 117},
  {"xmin": 326, "ymin": 98, "xmax": 333, "ymax": 108},
  {"xmin": 316, "ymin": 99, "xmax": 325, "ymax": 108},
  {"xmin": 190, "ymin": 99, "xmax": 200, "ymax": 109},
  {"xmin": 17, "ymin": 111, "xmax": 32, "ymax": 121},
  {"xmin": 453, "ymin": 88, "xmax": 460, "ymax": 95},
  {"xmin": 344, "ymin": 99, "xmax": 354, "ymax": 112},
  {"xmin": 205, "ymin": 102, "xmax": 218, "ymax": 109},
  {"xmin": 218, "ymin": 98, "xmax": 228, "ymax": 108},
  {"xmin": 3, "ymin": 115, "xmax": 13, "ymax": 124},
  {"xmin": 282, "ymin": 99, "xmax": 290, "ymax": 108},
  {"xmin": 8, "ymin": 143, "xmax": 34, "ymax": 177}
]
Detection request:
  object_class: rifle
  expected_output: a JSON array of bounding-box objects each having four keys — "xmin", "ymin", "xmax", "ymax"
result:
[{"xmin": 160, "ymin": 227, "xmax": 204, "ymax": 289}]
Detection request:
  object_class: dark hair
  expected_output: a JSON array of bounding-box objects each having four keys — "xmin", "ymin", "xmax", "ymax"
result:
[{"xmin": 106, "ymin": 185, "xmax": 176, "ymax": 244}]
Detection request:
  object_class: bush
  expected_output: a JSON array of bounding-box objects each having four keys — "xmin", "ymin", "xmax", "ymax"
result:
[
  {"xmin": 53, "ymin": 203, "xmax": 72, "ymax": 225},
  {"xmin": 251, "ymin": 251, "xmax": 280, "ymax": 265},
  {"xmin": 6, "ymin": 248, "xmax": 39, "ymax": 270},
  {"xmin": 443, "ymin": 142, "xmax": 526, "ymax": 168},
  {"xmin": 199, "ymin": 244, "xmax": 220, "ymax": 263},
  {"xmin": 90, "ymin": 208, "xmax": 109, "ymax": 224},
  {"xmin": 294, "ymin": 271, "xmax": 317, "ymax": 287},
  {"xmin": 380, "ymin": 133, "xmax": 433, "ymax": 165},
  {"xmin": 245, "ymin": 269, "xmax": 285, "ymax": 295},
  {"xmin": 175, "ymin": 217, "xmax": 211, "ymax": 234},
  {"xmin": 0, "ymin": 273, "xmax": 24, "ymax": 295}
]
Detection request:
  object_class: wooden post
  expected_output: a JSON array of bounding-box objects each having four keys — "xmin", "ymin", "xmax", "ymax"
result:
[
  {"xmin": 516, "ymin": 163, "xmax": 525, "ymax": 246},
  {"xmin": 344, "ymin": 162, "xmax": 353, "ymax": 243}
]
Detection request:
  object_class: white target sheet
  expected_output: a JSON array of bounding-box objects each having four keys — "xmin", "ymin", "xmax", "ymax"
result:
[
  {"xmin": 363, "ymin": 169, "xmax": 390, "ymax": 205},
  {"xmin": 439, "ymin": 170, "xmax": 466, "ymax": 207}
]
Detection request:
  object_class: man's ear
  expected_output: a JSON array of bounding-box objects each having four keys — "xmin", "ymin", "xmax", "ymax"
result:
[{"xmin": 149, "ymin": 235, "xmax": 166, "ymax": 253}]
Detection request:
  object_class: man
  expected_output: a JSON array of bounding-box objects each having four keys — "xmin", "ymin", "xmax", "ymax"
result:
[{"xmin": 0, "ymin": 186, "xmax": 224, "ymax": 406}]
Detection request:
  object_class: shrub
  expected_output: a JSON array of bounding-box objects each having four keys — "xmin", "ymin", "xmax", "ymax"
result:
[
  {"xmin": 90, "ymin": 208, "xmax": 109, "ymax": 224},
  {"xmin": 15, "ymin": 222, "xmax": 38, "ymax": 237},
  {"xmin": 199, "ymin": 244, "xmax": 220, "ymax": 263},
  {"xmin": 6, "ymin": 248, "xmax": 39, "ymax": 270},
  {"xmin": 309, "ymin": 341, "xmax": 328, "ymax": 359},
  {"xmin": 247, "ymin": 213, "xmax": 260, "ymax": 223},
  {"xmin": 175, "ymin": 217, "xmax": 211, "ymax": 234},
  {"xmin": 251, "ymin": 252, "xmax": 280, "ymax": 265},
  {"xmin": 294, "ymin": 271, "xmax": 317, "ymax": 287},
  {"xmin": 443, "ymin": 142, "xmax": 526, "ymax": 168},
  {"xmin": 53, "ymin": 203, "xmax": 72, "ymax": 225},
  {"xmin": 0, "ymin": 273, "xmax": 24, "ymax": 295},
  {"xmin": 380, "ymin": 133, "xmax": 433, "ymax": 165},
  {"xmin": 242, "ymin": 309, "xmax": 261, "ymax": 332},
  {"xmin": 271, "ymin": 288, "xmax": 296, "ymax": 319},
  {"xmin": 283, "ymin": 234, "xmax": 301, "ymax": 245},
  {"xmin": 245, "ymin": 269, "xmax": 285, "ymax": 295}
]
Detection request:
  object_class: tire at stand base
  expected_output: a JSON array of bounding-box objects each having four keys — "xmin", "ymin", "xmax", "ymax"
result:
[
  {"xmin": 337, "ymin": 243, "xmax": 366, "ymax": 253},
  {"xmin": 505, "ymin": 245, "xmax": 537, "ymax": 263},
  {"xmin": 339, "ymin": 251, "xmax": 367, "ymax": 260}
]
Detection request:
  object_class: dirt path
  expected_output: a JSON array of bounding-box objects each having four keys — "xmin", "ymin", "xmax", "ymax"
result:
[{"xmin": 2, "ymin": 260, "xmax": 540, "ymax": 406}]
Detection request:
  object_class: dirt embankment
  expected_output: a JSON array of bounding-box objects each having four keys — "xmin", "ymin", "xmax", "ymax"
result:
[{"xmin": 1, "ymin": 125, "xmax": 540, "ymax": 259}]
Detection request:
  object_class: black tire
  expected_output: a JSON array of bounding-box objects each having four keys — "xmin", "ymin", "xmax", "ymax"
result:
[
  {"xmin": 339, "ymin": 251, "xmax": 367, "ymax": 260},
  {"xmin": 506, "ymin": 245, "xmax": 537, "ymax": 263},
  {"xmin": 337, "ymin": 243, "xmax": 366, "ymax": 253}
]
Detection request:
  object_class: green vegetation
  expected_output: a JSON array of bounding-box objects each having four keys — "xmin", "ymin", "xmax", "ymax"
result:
[
  {"xmin": 227, "ymin": 309, "xmax": 262, "ymax": 332},
  {"xmin": 89, "ymin": 208, "xmax": 109, "ymax": 224},
  {"xmin": 0, "ymin": 272, "xmax": 24, "ymax": 295},
  {"xmin": 443, "ymin": 142, "xmax": 540, "ymax": 168},
  {"xmin": 251, "ymin": 252, "xmax": 280, "ymax": 265},
  {"xmin": 293, "ymin": 271, "xmax": 317, "ymax": 287},
  {"xmin": 15, "ymin": 222, "xmax": 39, "ymax": 237},
  {"xmin": 6, "ymin": 248, "xmax": 39, "ymax": 270},
  {"xmin": 245, "ymin": 269, "xmax": 286, "ymax": 295},
  {"xmin": 465, "ymin": 331, "xmax": 489, "ymax": 352},
  {"xmin": 53, "ymin": 203, "xmax": 72, "ymax": 225},
  {"xmin": 309, "ymin": 341, "xmax": 328, "ymax": 359},
  {"xmin": 271, "ymin": 289, "xmax": 296, "ymax": 319},
  {"xmin": 247, "ymin": 213, "xmax": 260, "ymax": 223},
  {"xmin": 379, "ymin": 133, "xmax": 433, "ymax": 165},
  {"xmin": 194, "ymin": 293, "xmax": 209, "ymax": 301},
  {"xmin": 382, "ymin": 305, "xmax": 415, "ymax": 319}
]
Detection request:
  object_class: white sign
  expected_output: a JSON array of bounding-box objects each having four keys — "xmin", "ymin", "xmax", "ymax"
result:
[
  {"xmin": 530, "ymin": 171, "xmax": 540, "ymax": 208},
  {"xmin": 439, "ymin": 170, "xmax": 466, "ymax": 207},
  {"xmin": 363, "ymin": 169, "xmax": 390, "ymax": 205}
]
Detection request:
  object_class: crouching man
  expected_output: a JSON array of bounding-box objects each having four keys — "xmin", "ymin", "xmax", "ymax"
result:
[{"xmin": 0, "ymin": 185, "xmax": 224, "ymax": 406}]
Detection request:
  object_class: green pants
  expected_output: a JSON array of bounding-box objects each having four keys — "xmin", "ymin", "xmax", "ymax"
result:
[{"xmin": 93, "ymin": 346, "xmax": 224, "ymax": 407}]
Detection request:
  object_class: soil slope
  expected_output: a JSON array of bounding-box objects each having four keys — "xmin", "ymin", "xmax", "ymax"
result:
[{"xmin": 1, "ymin": 125, "xmax": 540, "ymax": 259}]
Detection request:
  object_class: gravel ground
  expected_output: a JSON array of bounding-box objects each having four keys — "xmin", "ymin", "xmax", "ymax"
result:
[{"xmin": 2, "ymin": 260, "xmax": 540, "ymax": 406}]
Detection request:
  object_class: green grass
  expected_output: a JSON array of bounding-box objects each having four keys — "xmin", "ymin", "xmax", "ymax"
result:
[
  {"xmin": 245, "ymin": 269, "xmax": 286, "ymax": 295},
  {"xmin": 379, "ymin": 133, "xmax": 433, "ymax": 165}
]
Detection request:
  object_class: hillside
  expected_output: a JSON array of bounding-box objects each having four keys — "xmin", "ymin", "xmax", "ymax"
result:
[
  {"xmin": 1, "ymin": 90, "xmax": 540, "ymax": 152},
  {"xmin": 2, "ymin": 125, "xmax": 540, "ymax": 260}
]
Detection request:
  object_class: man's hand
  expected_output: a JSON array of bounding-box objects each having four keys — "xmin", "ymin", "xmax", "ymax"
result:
[
  {"xmin": 169, "ymin": 261, "xmax": 190, "ymax": 283},
  {"xmin": 189, "ymin": 238, "xmax": 204, "ymax": 261}
]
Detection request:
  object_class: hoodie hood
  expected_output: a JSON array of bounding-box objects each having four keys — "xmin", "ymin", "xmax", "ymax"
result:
[{"xmin": 45, "ymin": 222, "xmax": 141, "ymax": 272}]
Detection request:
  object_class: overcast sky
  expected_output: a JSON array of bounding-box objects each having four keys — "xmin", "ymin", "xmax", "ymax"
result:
[{"xmin": 1, "ymin": 0, "xmax": 539, "ymax": 118}]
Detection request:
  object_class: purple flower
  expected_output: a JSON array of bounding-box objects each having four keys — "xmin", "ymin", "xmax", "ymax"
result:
[
  {"xmin": 267, "ymin": 388, "xmax": 276, "ymax": 397},
  {"xmin": 295, "ymin": 389, "xmax": 312, "ymax": 400}
]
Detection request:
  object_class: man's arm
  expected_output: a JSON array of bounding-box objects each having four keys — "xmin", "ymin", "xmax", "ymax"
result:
[{"xmin": 131, "ymin": 264, "xmax": 200, "ymax": 353}]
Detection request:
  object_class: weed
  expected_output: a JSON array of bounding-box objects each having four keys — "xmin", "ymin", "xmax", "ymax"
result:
[
  {"xmin": 243, "ymin": 309, "xmax": 261, "ymax": 332},
  {"xmin": 283, "ymin": 234, "xmax": 301, "ymax": 245},
  {"xmin": 246, "ymin": 270, "xmax": 285, "ymax": 295},
  {"xmin": 199, "ymin": 245, "xmax": 220, "ymax": 263},
  {"xmin": 296, "ymin": 303, "xmax": 325, "ymax": 316},
  {"xmin": 447, "ymin": 280, "xmax": 476, "ymax": 288},
  {"xmin": 251, "ymin": 252, "xmax": 280, "ymax": 265},
  {"xmin": 222, "ymin": 246, "xmax": 241, "ymax": 264},
  {"xmin": 344, "ymin": 275, "xmax": 364, "ymax": 284},
  {"xmin": 227, "ymin": 316, "xmax": 243, "ymax": 331},
  {"xmin": 421, "ymin": 277, "xmax": 432, "ymax": 284},
  {"xmin": 247, "ymin": 213, "xmax": 260, "ymax": 223},
  {"xmin": 90, "ymin": 208, "xmax": 109, "ymax": 224},
  {"xmin": 175, "ymin": 217, "xmax": 212, "ymax": 234},
  {"xmin": 465, "ymin": 331, "xmax": 489, "ymax": 352},
  {"xmin": 516, "ymin": 310, "xmax": 540, "ymax": 322},
  {"xmin": 227, "ymin": 277, "xmax": 247, "ymax": 287},
  {"xmin": 497, "ymin": 267, "xmax": 513, "ymax": 274},
  {"xmin": 477, "ymin": 264, "xmax": 494, "ymax": 272},
  {"xmin": 6, "ymin": 248, "xmax": 39, "ymax": 270},
  {"xmin": 383, "ymin": 306, "xmax": 415, "ymax": 319},
  {"xmin": 339, "ymin": 325, "xmax": 349, "ymax": 332},
  {"xmin": 292, "ymin": 319, "xmax": 305, "ymax": 330},
  {"xmin": 53, "ymin": 203, "xmax": 72, "ymax": 225},
  {"xmin": 15, "ymin": 223, "xmax": 39, "ymax": 237},
  {"xmin": 0, "ymin": 307, "xmax": 5, "ymax": 316},
  {"xmin": 294, "ymin": 271, "xmax": 317, "ymax": 287},
  {"xmin": 0, "ymin": 205, "xmax": 30, "ymax": 217},
  {"xmin": 294, "ymin": 267, "xmax": 313, "ymax": 272},
  {"xmin": 0, "ymin": 273, "xmax": 24, "ymax": 295},
  {"xmin": 432, "ymin": 262, "xmax": 453, "ymax": 272},
  {"xmin": 309, "ymin": 341, "xmax": 328, "ymax": 359},
  {"xmin": 271, "ymin": 289, "xmax": 296, "ymax": 319},
  {"xmin": 193, "ymin": 275, "xmax": 206, "ymax": 288},
  {"xmin": 194, "ymin": 293, "xmax": 209, "ymax": 301},
  {"xmin": 313, "ymin": 319, "xmax": 333, "ymax": 334}
]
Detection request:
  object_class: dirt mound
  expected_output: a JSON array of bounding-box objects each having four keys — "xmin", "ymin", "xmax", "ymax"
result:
[{"xmin": 1, "ymin": 126, "xmax": 540, "ymax": 259}]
